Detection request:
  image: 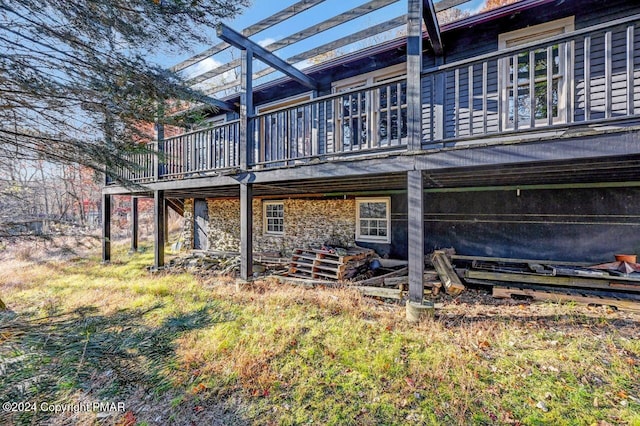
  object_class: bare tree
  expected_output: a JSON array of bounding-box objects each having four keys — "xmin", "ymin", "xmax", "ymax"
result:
[{"xmin": 0, "ymin": 0, "xmax": 248, "ymax": 175}]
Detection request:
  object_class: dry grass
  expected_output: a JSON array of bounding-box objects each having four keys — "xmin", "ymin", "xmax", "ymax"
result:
[{"xmin": 0, "ymin": 241, "xmax": 639, "ymax": 425}]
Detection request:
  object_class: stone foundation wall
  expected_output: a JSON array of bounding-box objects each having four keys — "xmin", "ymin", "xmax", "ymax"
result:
[
  {"xmin": 182, "ymin": 199, "xmax": 194, "ymax": 250},
  {"xmin": 202, "ymin": 198, "xmax": 356, "ymax": 256},
  {"xmin": 207, "ymin": 199, "xmax": 242, "ymax": 252}
]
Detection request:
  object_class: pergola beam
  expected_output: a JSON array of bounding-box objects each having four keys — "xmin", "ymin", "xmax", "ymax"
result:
[
  {"xmin": 423, "ymin": 0, "xmax": 443, "ymax": 55},
  {"xmin": 217, "ymin": 24, "xmax": 318, "ymax": 90},
  {"xmin": 195, "ymin": 94, "xmax": 237, "ymax": 112}
]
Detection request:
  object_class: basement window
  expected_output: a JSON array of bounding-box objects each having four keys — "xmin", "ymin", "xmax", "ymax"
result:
[
  {"xmin": 356, "ymin": 197, "xmax": 391, "ymax": 243},
  {"xmin": 263, "ymin": 201, "xmax": 284, "ymax": 235}
]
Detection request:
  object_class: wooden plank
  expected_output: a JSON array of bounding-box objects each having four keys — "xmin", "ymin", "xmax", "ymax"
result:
[
  {"xmin": 357, "ymin": 266, "xmax": 409, "ymax": 286},
  {"xmin": 378, "ymin": 258, "xmax": 409, "ymax": 268},
  {"xmin": 172, "ymin": 0, "xmax": 326, "ymax": 72},
  {"xmin": 354, "ymin": 285, "xmax": 404, "ymax": 299},
  {"xmin": 492, "ymin": 286, "xmax": 640, "ymax": 313},
  {"xmin": 408, "ymin": 170, "xmax": 425, "ymax": 302},
  {"xmin": 450, "ymin": 254, "xmax": 592, "ymax": 267},
  {"xmin": 431, "ymin": 250, "xmax": 466, "ymax": 296},
  {"xmin": 217, "ymin": 24, "xmax": 318, "ymax": 90},
  {"xmin": 466, "ymin": 270, "xmax": 640, "ymax": 292},
  {"xmin": 240, "ymin": 183, "xmax": 253, "ymax": 280},
  {"xmin": 273, "ymin": 274, "xmax": 337, "ymax": 287}
]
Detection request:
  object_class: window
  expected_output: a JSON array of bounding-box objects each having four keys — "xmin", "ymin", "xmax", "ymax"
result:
[
  {"xmin": 499, "ymin": 17, "xmax": 574, "ymax": 129},
  {"xmin": 356, "ymin": 197, "xmax": 391, "ymax": 243},
  {"xmin": 333, "ymin": 65, "xmax": 406, "ymax": 149},
  {"xmin": 263, "ymin": 201, "xmax": 284, "ymax": 235}
]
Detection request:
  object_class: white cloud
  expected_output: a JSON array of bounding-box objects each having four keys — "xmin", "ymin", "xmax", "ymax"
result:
[
  {"xmin": 257, "ymin": 37, "xmax": 276, "ymax": 48},
  {"xmin": 180, "ymin": 57, "xmax": 223, "ymax": 80}
]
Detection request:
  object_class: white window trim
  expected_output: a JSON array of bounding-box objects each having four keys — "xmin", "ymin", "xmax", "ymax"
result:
[
  {"xmin": 256, "ymin": 92, "xmax": 315, "ymax": 114},
  {"xmin": 263, "ymin": 200, "xmax": 285, "ymax": 236},
  {"xmin": 355, "ymin": 197, "xmax": 391, "ymax": 244},
  {"xmin": 498, "ymin": 17, "xmax": 575, "ymax": 129},
  {"xmin": 202, "ymin": 114, "xmax": 227, "ymax": 127},
  {"xmin": 333, "ymin": 64, "xmax": 407, "ymax": 149}
]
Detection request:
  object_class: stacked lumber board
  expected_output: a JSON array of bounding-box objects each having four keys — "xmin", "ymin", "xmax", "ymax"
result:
[
  {"xmin": 452, "ymin": 254, "xmax": 640, "ymax": 311},
  {"xmin": 287, "ymin": 247, "xmax": 375, "ymax": 280}
]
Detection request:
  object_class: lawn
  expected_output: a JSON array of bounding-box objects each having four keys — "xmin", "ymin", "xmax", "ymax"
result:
[{"xmin": 0, "ymin": 240, "xmax": 639, "ymax": 425}]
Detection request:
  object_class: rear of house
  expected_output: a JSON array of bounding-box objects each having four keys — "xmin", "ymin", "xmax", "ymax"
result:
[{"xmin": 104, "ymin": 0, "xmax": 640, "ymax": 304}]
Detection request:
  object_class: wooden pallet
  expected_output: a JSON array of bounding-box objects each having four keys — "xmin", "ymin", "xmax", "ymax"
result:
[
  {"xmin": 493, "ymin": 286, "xmax": 640, "ymax": 313},
  {"xmin": 288, "ymin": 247, "xmax": 374, "ymax": 280}
]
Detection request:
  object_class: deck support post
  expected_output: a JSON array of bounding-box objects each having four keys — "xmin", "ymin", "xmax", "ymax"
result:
[
  {"xmin": 240, "ymin": 48, "xmax": 254, "ymax": 170},
  {"xmin": 240, "ymin": 183, "xmax": 253, "ymax": 281},
  {"xmin": 407, "ymin": 170, "xmax": 433, "ymax": 321},
  {"xmin": 102, "ymin": 193, "xmax": 111, "ymax": 263},
  {"xmin": 407, "ymin": 0, "xmax": 424, "ymax": 152},
  {"xmin": 154, "ymin": 190, "xmax": 165, "ymax": 269},
  {"xmin": 130, "ymin": 196, "xmax": 138, "ymax": 254}
]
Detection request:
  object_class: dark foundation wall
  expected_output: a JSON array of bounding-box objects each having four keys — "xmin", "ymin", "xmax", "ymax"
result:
[{"xmin": 422, "ymin": 187, "xmax": 640, "ymax": 263}]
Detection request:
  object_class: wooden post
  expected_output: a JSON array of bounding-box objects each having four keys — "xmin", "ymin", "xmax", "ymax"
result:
[
  {"xmin": 240, "ymin": 48, "xmax": 254, "ymax": 169},
  {"xmin": 407, "ymin": 170, "xmax": 424, "ymax": 303},
  {"xmin": 164, "ymin": 202, "xmax": 169, "ymax": 246},
  {"xmin": 155, "ymin": 120, "xmax": 164, "ymax": 181},
  {"xmin": 130, "ymin": 196, "xmax": 138, "ymax": 254},
  {"xmin": 102, "ymin": 193, "xmax": 111, "ymax": 263},
  {"xmin": 240, "ymin": 183, "xmax": 253, "ymax": 280},
  {"xmin": 407, "ymin": 0, "xmax": 423, "ymax": 152},
  {"xmin": 154, "ymin": 190, "xmax": 165, "ymax": 269}
]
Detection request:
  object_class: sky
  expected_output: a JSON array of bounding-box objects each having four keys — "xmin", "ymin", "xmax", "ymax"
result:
[{"xmin": 152, "ymin": 0, "xmax": 489, "ymax": 96}]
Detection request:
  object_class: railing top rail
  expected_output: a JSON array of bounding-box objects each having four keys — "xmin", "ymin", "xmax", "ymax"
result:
[
  {"xmin": 163, "ymin": 119, "xmax": 240, "ymax": 142},
  {"xmin": 422, "ymin": 13, "xmax": 640, "ymax": 76},
  {"xmin": 254, "ymin": 75, "xmax": 407, "ymax": 117}
]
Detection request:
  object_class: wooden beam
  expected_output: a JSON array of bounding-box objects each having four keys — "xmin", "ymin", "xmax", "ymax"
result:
[
  {"xmin": 423, "ymin": 0, "xmax": 443, "ymax": 56},
  {"xmin": 102, "ymin": 194, "xmax": 111, "ymax": 263},
  {"xmin": 217, "ymin": 24, "xmax": 318, "ymax": 90},
  {"xmin": 130, "ymin": 196, "xmax": 138, "ymax": 254},
  {"xmin": 432, "ymin": 250, "xmax": 466, "ymax": 296},
  {"xmin": 433, "ymin": 0, "xmax": 472, "ymax": 13},
  {"xmin": 172, "ymin": 0, "xmax": 327, "ymax": 72},
  {"xmin": 154, "ymin": 190, "xmax": 165, "ymax": 268},
  {"xmin": 407, "ymin": 0, "xmax": 423, "ymax": 152},
  {"xmin": 240, "ymin": 183, "xmax": 253, "ymax": 280},
  {"xmin": 205, "ymin": 15, "xmax": 406, "ymax": 95},
  {"xmin": 190, "ymin": 0, "xmax": 397, "ymax": 86},
  {"xmin": 407, "ymin": 170, "xmax": 425, "ymax": 303}
]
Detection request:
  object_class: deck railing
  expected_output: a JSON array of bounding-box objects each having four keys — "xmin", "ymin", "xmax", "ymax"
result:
[
  {"xmin": 107, "ymin": 15, "xmax": 640, "ymax": 184},
  {"xmin": 110, "ymin": 142, "xmax": 156, "ymax": 183},
  {"xmin": 422, "ymin": 14, "xmax": 640, "ymax": 145},
  {"xmin": 252, "ymin": 77, "xmax": 408, "ymax": 167},
  {"xmin": 160, "ymin": 120, "xmax": 240, "ymax": 179}
]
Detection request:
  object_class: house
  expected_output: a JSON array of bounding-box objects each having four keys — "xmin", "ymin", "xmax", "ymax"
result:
[{"xmin": 104, "ymin": 0, "xmax": 640, "ymax": 311}]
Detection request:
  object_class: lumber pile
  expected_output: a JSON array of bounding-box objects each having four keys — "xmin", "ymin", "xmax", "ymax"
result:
[
  {"xmin": 164, "ymin": 250, "xmax": 288, "ymax": 276},
  {"xmin": 452, "ymin": 254, "xmax": 640, "ymax": 312},
  {"xmin": 287, "ymin": 246, "xmax": 375, "ymax": 280}
]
